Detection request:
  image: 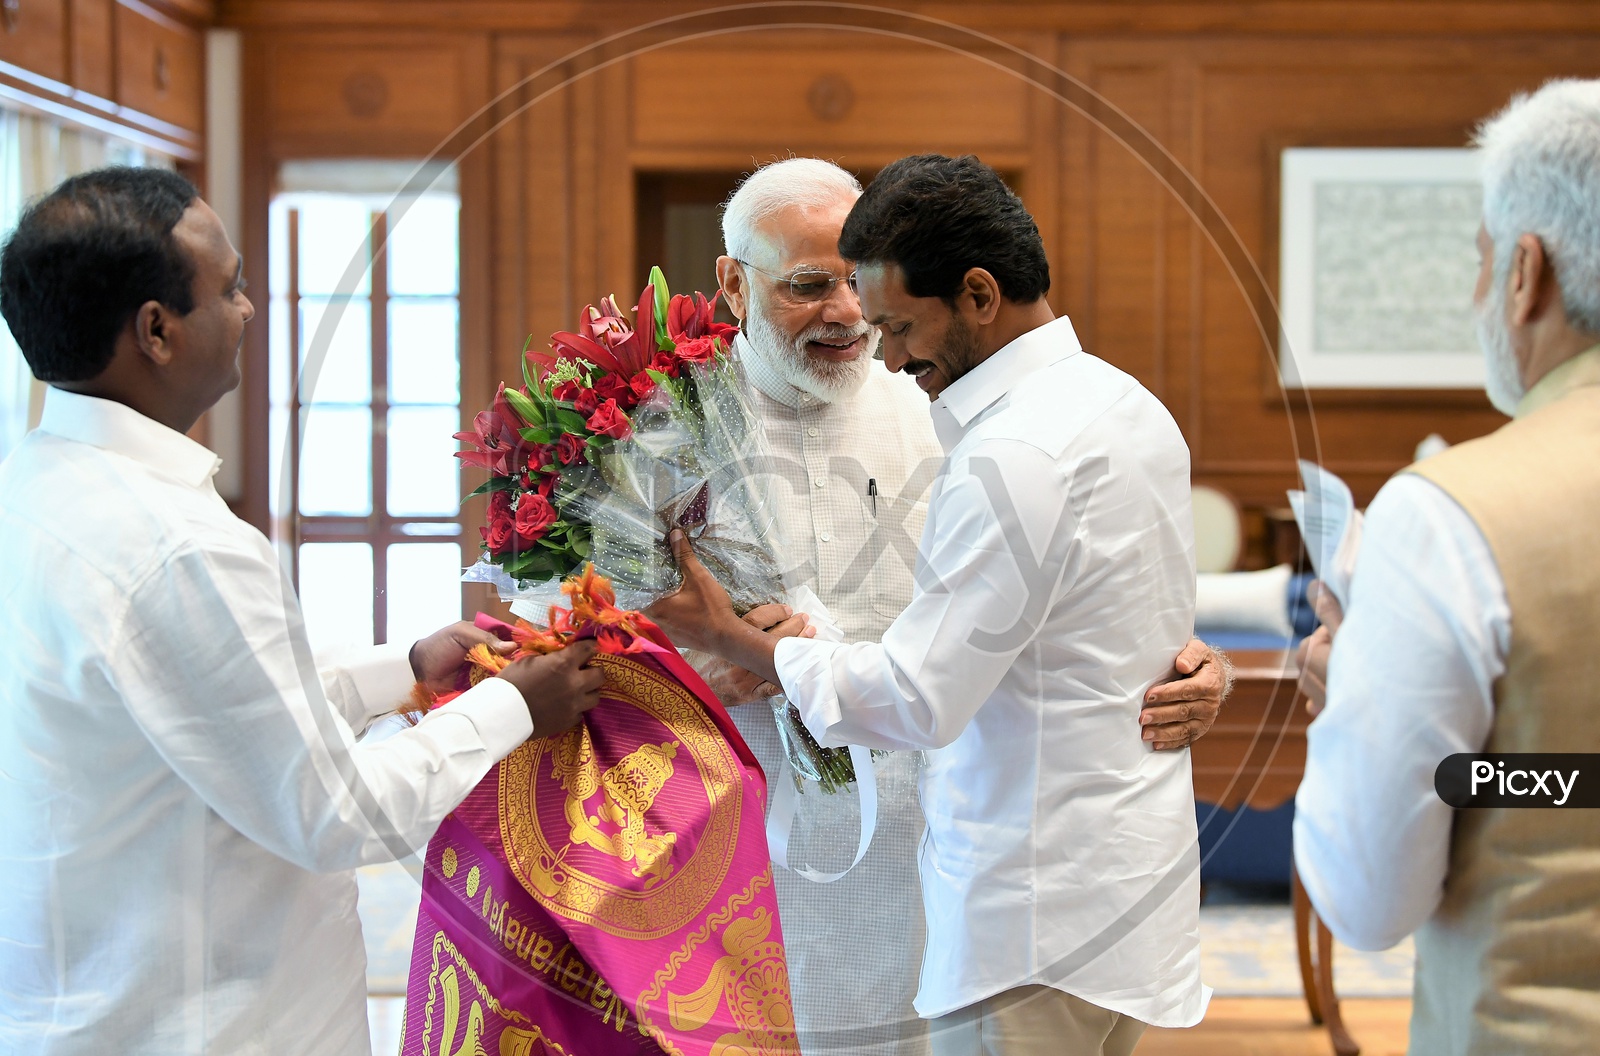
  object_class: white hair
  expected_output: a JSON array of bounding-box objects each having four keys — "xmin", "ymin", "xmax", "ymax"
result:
[
  {"xmin": 721, "ymin": 157, "xmax": 862, "ymax": 262},
  {"xmin": 1475, "ymin": 79, "xmax": 1600, "ymax": 334}
]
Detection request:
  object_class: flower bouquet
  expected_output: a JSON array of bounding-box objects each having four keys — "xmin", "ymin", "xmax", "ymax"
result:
[{"xmin": 455, "ymin": 267, "xmax": 859, "ymax": 792}]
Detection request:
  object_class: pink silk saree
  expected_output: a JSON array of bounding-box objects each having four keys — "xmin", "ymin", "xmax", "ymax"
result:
[{"xmin": 399, "ymin": 604, "xmax": 799, "ymax": 1056}]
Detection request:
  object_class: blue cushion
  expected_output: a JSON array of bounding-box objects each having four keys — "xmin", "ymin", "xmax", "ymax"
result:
[{"xmin": 1196, "ymin": 799, "xmax": 1295, "ymax": 886}]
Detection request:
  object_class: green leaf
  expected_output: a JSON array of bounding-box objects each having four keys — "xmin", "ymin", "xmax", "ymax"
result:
[
  {"xmin": 465, "ymin": 477, "xmax": 517, "ymax": 498},
  {"xmin": 519, "ymin": 425, "xmax": 556, "ymax": 445},
  {"xmin": 649, "ymin": 265, "xmax": 672, "ymax": 350},
  {"xmin": 553, "ymin": 408, "xmax": 589, "ymax": 434},
  {"xmin": 521, "ymin": 335, "xmax": 537, "ymax": 391},
  {"xmin": 570, "ymin": 534, "xmax": 591, "ymax": 558}
]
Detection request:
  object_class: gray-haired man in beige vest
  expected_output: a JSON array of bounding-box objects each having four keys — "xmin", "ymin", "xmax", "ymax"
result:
[{"xmin": 1294, "ymin": 78, "xmax": 1600, "ymax": 1055}]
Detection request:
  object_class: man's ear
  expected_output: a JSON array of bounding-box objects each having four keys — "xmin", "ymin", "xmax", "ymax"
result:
[
  {"xmin": 715, "ymin": 256, "xmax": 748, "ymax": 322},
  {"xmin": 1509, "ymin": 233, "xmax": 1553, "ymax": 328},
  {"xmin": 960, "ymin": 268, "xmax": 1003, "ymax": 326},
  {"xmin": 132, "ymin": 300, "xmax": 177, "ymax": 367}
]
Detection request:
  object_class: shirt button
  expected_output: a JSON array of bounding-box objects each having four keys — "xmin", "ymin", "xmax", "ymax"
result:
[
  {"xmin": 820, "ymin": 533, "xmax": 831, "ymax": 543},
  {"xmin": 807, "ymin": 427, "xmax": 819, "ymax": 437},
  {"xmin": 813, "ymin": 479, "xmax": 825, "ymax": 488}
]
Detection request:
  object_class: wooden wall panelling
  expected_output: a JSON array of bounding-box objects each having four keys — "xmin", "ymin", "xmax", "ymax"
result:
[
  {"xmin": 1018, "ymin": 31, "xmax": 1063, "ymax": 347},
  {"xmin": 115, "ymin": 0, "xmax": 205, "ymax": 134},
  {"xmin": 489, "ymin": 33, "xmax": 620, "ymax": 398},
  {"xmin": 257, "ymin": 30, "xmax": 473, "ymax": 156},
  {"xmin": 624, "ymin": 29, "xmax": 1032, "ymax": 171},
  {"xmin": 1059, "ymin": 35, "xmax": 1600, "ymax": 510},
  {"xmin": 1191, "ymin": 37, "xmax": 1600, "ymax": 505},
  {"xmin": 69, "ymin": 0, "xmax": 114, "ymax": 101},
  {"xmin": 0, "ymin": 0, "xmax": 69, "ymax": 82},
  {"xmin": 215, "ymin": 1, "xmax": 1600, "ymax": 38},
  {"xmin": 629, "ymin": 32, "xmax": 1029, "ymax": 155},
  {"xmin": 0, "ymin": 0, "xmax": 206, "ymax": 158}
]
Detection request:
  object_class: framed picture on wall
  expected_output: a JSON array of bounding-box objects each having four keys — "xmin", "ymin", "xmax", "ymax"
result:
[{"xmin": 1278, "ymin": 147, "xmax": 1484, "ymax": 389}]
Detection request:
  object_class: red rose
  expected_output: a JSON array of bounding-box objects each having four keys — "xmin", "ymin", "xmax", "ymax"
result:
[
  {"xmin": 550, "ymin": 379, "xmax": 584, "ymax": 404},
  {"xmin": 574, "ymin": 387, "xmax": 600, "ymax": 416},
  {"xmin": 673, "ymin": 335, "xmax": 718, "ymax": 364},
  {"xmin": 591, "ymin": 372, "xmax": 634, "ymax": 408},
  {"xmin": 482, "ymin": 491, "xmax": 516, "ymax": 555},
  {"xmin": 629, "ymin": 370, "xmax": 657, "ymax": 404},
  {"xmin": 514, "ymin": 493, "xmax": 557, "ymax": 546},
  {"xmin": 585, "ymin": 398, "xmax": 632, "ymax": 440},
  {"xmin": 487, "ymin": 490, "xmax": 513, "ymax": 522},
  {"xmin": 525, "ymin": 443, "xmax": 556, "ymax": 475},
  {"xmin": 555, "ymin": 432, "xmax": 587, "ymax": 465},
  {"xmin": 528, "ymin": 471, "xmax": 558, "ymax": 499},
  {"xmin": 649, "ymin": 351, "xmax": 681, "ymax": 378}
]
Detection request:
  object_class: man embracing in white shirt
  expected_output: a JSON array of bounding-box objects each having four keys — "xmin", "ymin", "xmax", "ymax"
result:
[
  {"xmin": 0, "ymin": 168, "xmax": 604, "ymax": 1055},
  {"xmin": 649, "ymin": 153, "xmax": 1210, "ymax": 1056}
]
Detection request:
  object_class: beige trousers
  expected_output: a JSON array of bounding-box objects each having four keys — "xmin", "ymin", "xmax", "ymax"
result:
[{"xmin": 927, "ymin": 985, "xmax": 1146, "ymax": 1056}]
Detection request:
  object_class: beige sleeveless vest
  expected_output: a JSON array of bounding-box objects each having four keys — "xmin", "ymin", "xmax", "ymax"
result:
[{"xmin": 1403, "ymin": 369, "xmax": 1600, "ymax": 1056}]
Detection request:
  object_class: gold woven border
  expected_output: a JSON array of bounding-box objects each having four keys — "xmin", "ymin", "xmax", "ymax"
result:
[
  {"xmin": 632, "ymin": 868, "xmax": 775, "ymax": 1056},
  {"xmin": 419, "ymin": 930, "xmax": 534, "ymax": 1056}
]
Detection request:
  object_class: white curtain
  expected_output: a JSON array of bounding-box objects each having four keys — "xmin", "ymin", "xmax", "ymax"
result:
[{"xmin": 0, "ymin": 107, "xmax": 175, "ymax": 460}]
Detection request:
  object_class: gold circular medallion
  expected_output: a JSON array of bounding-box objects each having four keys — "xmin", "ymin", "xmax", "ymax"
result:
[{"xmin": 499, "ymin": 653, "xmax": 743, "ymax": 939}]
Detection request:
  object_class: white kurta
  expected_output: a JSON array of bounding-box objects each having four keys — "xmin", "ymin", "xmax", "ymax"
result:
[
  {"xmin": 774, "ymin": 316, "xmax": 1210, "ymax": 1026},
  {"xmin": 0, "ymin": 389, "xmax": 532, "ymax": 1055},
  {"xmin": 1294, "ymin": 474, "xmax": 1507, "ymax": 951},
  {"xmin": 729, "ymin": 334, "xmax": 941, "ymax": 1055}
]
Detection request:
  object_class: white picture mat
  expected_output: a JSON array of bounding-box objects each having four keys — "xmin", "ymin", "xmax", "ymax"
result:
[{"xmin": 1278, "ymin": 147, "xmax": 1484, "ymax": 389}]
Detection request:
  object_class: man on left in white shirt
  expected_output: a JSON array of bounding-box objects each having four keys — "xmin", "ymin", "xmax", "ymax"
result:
[{"xmin": 0, "ymin": 168, "xmax": 606, "ymax": 1054}]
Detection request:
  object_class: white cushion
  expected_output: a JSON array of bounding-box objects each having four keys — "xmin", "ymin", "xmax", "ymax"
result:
[{"xmin": 1195, "ymin": 563, "xmax": 1294, "ymax": 638}]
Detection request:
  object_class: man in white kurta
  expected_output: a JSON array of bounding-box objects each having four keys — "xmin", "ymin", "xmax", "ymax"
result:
[{"xmin": 726, "ymin": 329, "xmax": 941, "ymax": 1055}]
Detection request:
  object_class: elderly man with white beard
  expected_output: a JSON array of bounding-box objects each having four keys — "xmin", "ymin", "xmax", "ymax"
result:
[
  {"xmin": 1293, "ymin": 80, "xmax": 1600, "ymax": 1055},
  {"xmin": 697, "ymin": 157, "xmax": 1231, "ymax": 1055}
]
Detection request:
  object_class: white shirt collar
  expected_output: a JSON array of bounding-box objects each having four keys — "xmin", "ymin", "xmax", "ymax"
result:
[
  {"xmin": 930, "ymin": 314, "xmax": 1082, "ymax": 448},
  {"xmin": 38, "ymin": 387, "xmax": 222, "ymax": 489}
]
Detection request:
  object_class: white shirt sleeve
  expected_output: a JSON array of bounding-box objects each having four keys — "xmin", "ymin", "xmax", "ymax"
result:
[
  {"xmin": 316, "ymin": 642, "xmax": 418, "ymax": 735},
  {"xmin": 1293, "ymin": 473, "xmax": 1508, "ymax": 950},
  {"xmin": 775, "ymin": 440, "xmax": 1068, "ymax": 751},
  {"xmin": 111, "ymin": 535, "xmax": 532, "ymax": 873}
]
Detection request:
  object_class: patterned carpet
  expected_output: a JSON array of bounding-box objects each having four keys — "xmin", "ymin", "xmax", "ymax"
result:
[{"xmin": 1198, "ymin": 904, "xmax": 1414, "ymax": 998}]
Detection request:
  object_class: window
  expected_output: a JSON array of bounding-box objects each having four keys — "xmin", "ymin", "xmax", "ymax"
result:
[{"xmin": 268, "ymin": 164, "xmax": 465, "ymax": 652}]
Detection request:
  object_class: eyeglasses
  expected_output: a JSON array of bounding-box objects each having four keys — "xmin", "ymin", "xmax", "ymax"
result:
[{"xmin": 737, "ymin": 260, "xmax": 858, "ymax": 303}]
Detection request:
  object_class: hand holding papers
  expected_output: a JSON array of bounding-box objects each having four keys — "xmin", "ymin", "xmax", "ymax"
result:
[{"xmin": 1287, "ymin": 460, "xmax": 1363, "ymax": 609}]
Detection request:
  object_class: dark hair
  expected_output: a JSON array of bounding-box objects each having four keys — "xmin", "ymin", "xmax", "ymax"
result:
[
  {"xmin": 0, "ymin": 166, "xmax": 199, "ymax": 382},
  {"xmin": 838, "ymin": 154, "xmax": 1049, "ymax": 304}
]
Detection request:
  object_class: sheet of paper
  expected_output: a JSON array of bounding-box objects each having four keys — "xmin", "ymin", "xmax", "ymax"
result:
[{"xmin": 1287, "ymin": 459, "xmax": 1363, "ymax": 608}]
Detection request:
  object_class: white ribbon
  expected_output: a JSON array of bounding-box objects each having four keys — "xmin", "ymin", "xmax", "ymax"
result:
[{"xmin": 765, "ymin": 744, "xmax": 878, "ymax": 883}]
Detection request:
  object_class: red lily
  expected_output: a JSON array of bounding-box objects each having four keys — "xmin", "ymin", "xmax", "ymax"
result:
[
  {"xmin": 453, "ymin": 382, "xmax": 530, "ymax": 479},
  {"xmin": 667, "ymin": 291, "xmax": 739, "ymax": 345},
  {"xmin": 536, "ymin": 285, "xmax": 661, "ymax": 378}
]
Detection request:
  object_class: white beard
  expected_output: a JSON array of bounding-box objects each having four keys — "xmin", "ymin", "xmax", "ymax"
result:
[
  {"xmin": 1476, "ymin": 275, "xmax": 1526, "ymax": 416},
  {"xmin": 741, "ymin": 300, "xmax": 876, "ymax": 405}
]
